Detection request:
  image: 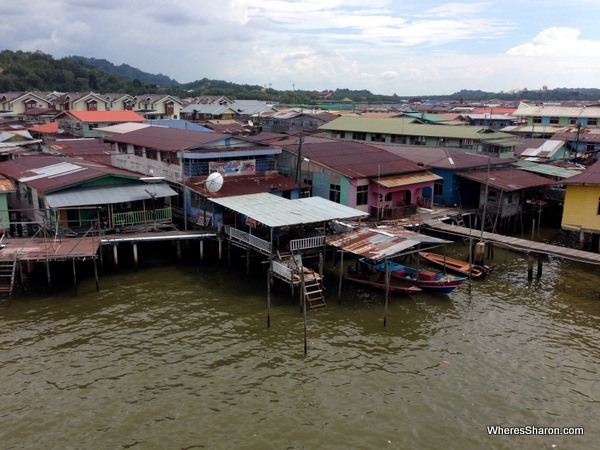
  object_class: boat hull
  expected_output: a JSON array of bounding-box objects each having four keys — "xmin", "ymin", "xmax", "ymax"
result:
[
  {"xmin": 365, "ymin": 258, "xmax": 467, "ymax": 293},
  {"xmin": 418, "ymin": 251, "xmax": 489, "ymax": 279},
  {"xmin": 346, "ymin": 267, "xmax": 422, "ymax": 294}
]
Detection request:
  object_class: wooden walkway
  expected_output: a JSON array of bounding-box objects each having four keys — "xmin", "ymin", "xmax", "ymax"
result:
[{"xmin": 425, "ymin": 221, "xmax": 600, "ymax": 265}]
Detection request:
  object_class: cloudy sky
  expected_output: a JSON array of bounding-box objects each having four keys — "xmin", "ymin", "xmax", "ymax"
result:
[{"xmin": 2, "ymin": 0, "xmax": 600, "ymax": 95}]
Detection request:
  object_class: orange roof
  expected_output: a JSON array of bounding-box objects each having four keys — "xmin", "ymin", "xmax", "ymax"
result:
[
  {"xmin": 28, "ymin": 122, "xmax": 59, "ymax": 133},
  {"xmin": 66, "ymin": 110, "xmax": 146, "ymax": 123}
]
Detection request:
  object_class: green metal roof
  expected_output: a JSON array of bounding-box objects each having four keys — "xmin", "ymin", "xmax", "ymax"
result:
[
  {"xmin": 319, "ymin": 117, "xmax": 515, "ymax": 141},
  {"xmin": 515, "ymin": 160, "xmax": 583, "ymax": 179}
]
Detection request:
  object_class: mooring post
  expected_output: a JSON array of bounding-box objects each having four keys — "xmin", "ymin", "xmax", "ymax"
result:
[
  {"xmin": 537, "ymin": 254, "xmax": 543, "ymax": 278},
  {"xmin": 338, "ymin": 246, "xmax": 344, "ymax": 304},
  {"xmin": 383, "ymin": 259, "xmax": 390, "ymax": 327},
  {"xmin": 46, "ymin": 261, "xmax": 51, "ymax": 288}
]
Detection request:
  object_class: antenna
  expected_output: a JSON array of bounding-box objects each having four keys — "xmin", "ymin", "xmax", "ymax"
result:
[{"xmin": 205, "ymin": 172, "xmax": 224, "ymax": 193}]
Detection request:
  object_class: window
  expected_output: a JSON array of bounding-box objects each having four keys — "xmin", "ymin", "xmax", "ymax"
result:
[
  {"xmin": 568, "ymin": 117, "xmax": 578, "ymax": 125},
  {"xmin": 549, "ymin": 116, "xmax": 559, "ymax": 124},
  {"xmin": 118, "ymin": 143, "xmax": 128, "ymax": 154},
  {"xmin": 461, "ymin": 139, "xmax": 474, "ymax": 148},
  {"xmin": 146, "ymin": 149, "xmax": 158, "ymax": 160},
  {"xmin": 38, "ymin": 197, "xmax": 45, "ymax": 210},
  {"xmin": 384, "ymin": 192, "xmax": 392, "ymax": 202},
  {"xmin": 87, "ymin": 101, "xmax": 97, "ymax": 111},
  {"xmin": 329, "ymin": 184, "xmax": 341, "ymax": 203},
  {"xmin": 434, "ymin": 180, "xmax": 444, "ymax": 197},
  {"xmin": 438, "ymin": 137, "xmax": 447, "ymax": 147},
  {"xmin": 370, "ymin": 133, "xmax": 385, "ymax": 142},
  {"xmin": 588, "ymin": 118, "xmax": 598, "ymax": 126},
  {"xmin": 391, "ymin": 135, "xmax": 407, "ymax": 144},
  {"xmin": 160, "ymin": 151, "xmax": 173, "ymax": 164},
  {"xmin": 352, "ymin": 132, "xmax": 367, "ymax": 140},
  {"xmin": 533, "ymin": 116, "xmax": 542, "ymax": 124},
  {"xmin": 356, "ymin": 185, "xmax": 368, "ymax": 205},
  {"xmin": 134, "ymin": 145, "xmax": 143, "ymax": 157}
]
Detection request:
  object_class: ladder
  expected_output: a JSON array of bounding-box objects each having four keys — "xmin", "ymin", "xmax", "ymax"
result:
[
  {"xmin": 303, "ymin": 273, "xmax": 325, "ymax": 309},
  {"xmin": 0, "ymin": 256, "xmax": 17, "ymax": 304},
  {"xmin": 292, "ymin": 252, "xmax": 326, "ymax": 309}
]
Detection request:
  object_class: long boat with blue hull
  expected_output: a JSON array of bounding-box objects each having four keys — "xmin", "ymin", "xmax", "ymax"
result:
[{"xmin": 362, "ymin": 258, "xmax": 468, "ymax": 294}]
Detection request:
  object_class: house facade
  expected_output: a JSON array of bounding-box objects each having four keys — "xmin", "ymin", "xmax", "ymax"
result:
[
  {"xmin": 104, "ymin": 127, "xmax": 285, "ymax": 227},
  {"xmin": 133, "ymin": 94, "xmax": 183, "ymax": 120},
  {"xmin": 0, "ymin": 155, "xmax": 177, "ymax": 235},
  {"xmin": 261, "ymin": 110, "xmax": 338, "ymax": 133},
  {"xmin": 277, "ymin": 136, "xmax": 440, "ymax": 219},
  {"xmin": 560, "ymin": 160, "xmax": 600, "ymax": 251},
  {"xmin": 0, "ymin": 92, "xmax": 53, "ymax": 115},
  {"xmin": 56, "ymin": 110, "xmax": 146, "ymax": 137}
]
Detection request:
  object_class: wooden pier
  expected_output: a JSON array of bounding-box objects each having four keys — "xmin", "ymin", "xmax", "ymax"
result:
[{"xmin": 424, "ymin": 221, "xmax": 600, "ymax": 266}]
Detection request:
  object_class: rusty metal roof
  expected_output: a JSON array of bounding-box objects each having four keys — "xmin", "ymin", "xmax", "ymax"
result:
[
  {"xmin": 456, "ymin": 168, "xmax": 554, "ymax": 191},
  {"xmin": 325, "ymin": 227, "xmax": 450, "ymax": 261},
  {"xmin": 188, "ymin": 173, "xmax": 299, "ymax": 198},
  {"xmin": 279, "ymin": 139, "xmax": 427, "ymax": 178},
  {"xmin": 562, "ymin": 159, "xmax": 600, "ymax": 185}
]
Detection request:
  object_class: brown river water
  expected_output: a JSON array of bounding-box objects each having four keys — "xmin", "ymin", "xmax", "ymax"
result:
[{"xmin": 0, "ymin": 232, "xmax": 598, "ymax": 449}]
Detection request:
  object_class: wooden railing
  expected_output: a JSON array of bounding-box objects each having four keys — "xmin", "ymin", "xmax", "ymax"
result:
[
  {"xmin": 371, "ymin": 204, "xmax": 417, "ymax": 220},
  {"xmin": 113, "ymin": 208, "xmax": 171, "ymax": 227},
  {"xmin": 272, "ymin": 259, "xmax": 293, "ymax": 281},
  {"xmin": 290, "ymin": 235, "xmax": 325, "ymax": 252},
  {"xmin": 225, "ymin": 226, "xmax": 272, "ymax": 254}
]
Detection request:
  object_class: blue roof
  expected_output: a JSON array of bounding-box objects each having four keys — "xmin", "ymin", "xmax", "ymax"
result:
[{"xmin": 144, "ymin": 119, "xmax": 213, "ymax": 132}]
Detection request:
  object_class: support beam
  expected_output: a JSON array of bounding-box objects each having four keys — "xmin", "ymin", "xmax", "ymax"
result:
[
  {"xmin": 537, "ymin": 255, "xmax": 543, "ymax": 278},
  {"xmin": 527, "ymin": 254, "xmax": 534, "ymax": 281}
]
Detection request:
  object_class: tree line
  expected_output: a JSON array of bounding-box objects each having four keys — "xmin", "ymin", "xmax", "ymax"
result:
[{"xmin": 1, "ymin": 50, "xmax": 598, "ymax": 104}]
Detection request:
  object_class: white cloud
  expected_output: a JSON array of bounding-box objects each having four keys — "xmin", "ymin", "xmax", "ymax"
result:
[{"xmin": 507, "ymin": 27, "xmax": 600, "ymax": 57}]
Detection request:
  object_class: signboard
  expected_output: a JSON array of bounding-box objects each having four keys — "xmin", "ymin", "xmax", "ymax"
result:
[{"xmin": 209, "ymin": 159, "xmax": 256, "ymax": 176}]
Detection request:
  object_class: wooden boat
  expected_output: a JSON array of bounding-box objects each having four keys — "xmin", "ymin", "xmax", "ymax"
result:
[
  {"xmin": 346, "ymin": 266, "xmax": 422, "ymax": 294},
  {"xmin": 363, "ymin": 258, "xmax": 467, "ymax": 294},
  {"xmin": 418, "ymin": 251, "xmax": 490, "ymax": 279}
]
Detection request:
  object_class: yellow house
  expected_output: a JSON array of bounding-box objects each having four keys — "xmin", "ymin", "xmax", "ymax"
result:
[{"xmin": 561, "ymin": 160, "xmax": 600, "ymax": 251}]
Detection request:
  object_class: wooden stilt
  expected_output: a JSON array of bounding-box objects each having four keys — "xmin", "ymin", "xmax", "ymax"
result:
[
  {"xmin": 132, "ymin": 243, "xmax": 138, "ymax": 270},
  {"xmin": 338, "ymin": 246, "xmax": 344, "ymax": 304},
  {"xmin": 267, "ymin": 268, "xmax": 271, "ymax": 328},
  {"xmin": 176, "ymin": 241, "xmax": 182, "ymax": 260},
  {"xmin": 301, "ymin": 267, "xmax": 307, "ymax": 356},
  {"xmin": 93, "ymin": 257, "xmax": 99, "ymax": 291},
  {"xmin": 200, "ymin": 240, "xmax": 204, "ymax": 261},
  {"xmin": 113, "ymin": 244, "xmax": 118, "ymax": 270},
  {"xmin": 46, "ymin": 261, "xmax": 51, "ymax": 288},
  {"xmin": 383, "ymin": 259, "xmax": 390, "ymax": 327},
  {"xmin": 527, "ymin": 254, "xmax": 534, "ymax": 281},
  {"xmin": 72, "ymin": 259, "xmax": 77, "ymax": 294},
  {"xmin": 537, "ymin": 255, "xmax": 543, "ymax": 278}
]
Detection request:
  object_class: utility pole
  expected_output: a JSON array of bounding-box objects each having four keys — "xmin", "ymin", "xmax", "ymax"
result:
[{"xmin": 296, "ymin": 131, "xmax": 303, "ymax": 195}]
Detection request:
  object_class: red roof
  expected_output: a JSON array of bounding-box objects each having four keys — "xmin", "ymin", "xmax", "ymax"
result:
[
  {"xmin": 28, "ymin": 122, "xmax": 59, "ymax": 133},
  {"xmin": 63, "ymin": 110, "xmax": 146, "ymax": 123}
]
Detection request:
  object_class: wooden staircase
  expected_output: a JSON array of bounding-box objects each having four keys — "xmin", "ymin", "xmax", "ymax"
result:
[
  {"xmin": 303, "ymin": 274, "xmax": 325, "ymax": 309},
  {"xmin": 0, "ymin": 256, "xmax": 17, "ymax": 304}
]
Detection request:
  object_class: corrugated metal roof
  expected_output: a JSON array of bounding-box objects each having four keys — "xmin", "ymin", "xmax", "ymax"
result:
[
  {"xmin": 63, "ymin": 110, "xmax": 147, "ymax": 123},
  {"xmin": 189, "ymin": 173, "xmax": 299, "ymax": 198},
  {"xmin": 0, "ymin": 177, "xmax": 16, "ymax": 192},
  {"xmin": 45, "ymin": 183, "xmax": 177, "ymax": 207},
  {"xmin": 325, "ymin": 227, "xmax": 450, "ymax": 261},
  {"xmin": 562, "ymin": 160, "xmax": 600, "ymax": 185},
  {"xmin": 516, "ymin": 160, "xmax": 583, "ymax": 179},
  {"xmin": 210, "ymin": 193, "xmax": 368, "ymax": 227},
  {"xmin": 375, "ymin": 172, "xmax": 441, "ymax": 188},
  {"xmin": 513, "ymin": 105, "xmax": 600, "ymax": 118},
  {"xmin": 457, "ymin": 168, "xmax": 554, "ymax": 191},
  {"xmin": 319, "ymin": 116, "xmax": 515, "ymax": 141}
]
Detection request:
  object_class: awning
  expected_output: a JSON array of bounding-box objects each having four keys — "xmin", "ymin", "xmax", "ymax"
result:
[
  {"xmin": 45, "ymin": 183, "xmax": 177, "ymax": 208},
  {"xmin": 210, "ymin": 192, "xmax": 368, "ymax": 228},
  {"xmin": 374, "ymin": 172, "xmax": 441, "ymax": 188}
]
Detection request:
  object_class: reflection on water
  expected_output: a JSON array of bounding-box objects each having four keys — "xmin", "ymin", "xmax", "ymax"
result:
[{"xmin": 0, "ymin": 240, "xmax": 598, "ymax": 449}]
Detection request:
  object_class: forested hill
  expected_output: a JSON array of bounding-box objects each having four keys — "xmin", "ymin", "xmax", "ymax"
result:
[{"xmin": 1, "ymin": 49, "xmax": 599, "ymax": 104}]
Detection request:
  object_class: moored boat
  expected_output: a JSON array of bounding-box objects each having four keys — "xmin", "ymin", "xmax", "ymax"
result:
[
  {"xmin": 346, "ymin": 266, "xmax": 422, "ymax": 294},
  {"xmin": 417, "ymin": 251, "xmax": 490, "ymax": 279},
  {"xmin": 363, "ymin": 258, "xmax": 467, "ymax": 294}
]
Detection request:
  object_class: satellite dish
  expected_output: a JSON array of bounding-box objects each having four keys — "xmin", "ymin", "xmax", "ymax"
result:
[{"xmin": 205, "ymin": 172, "xmax": 224, "ymax": 193}]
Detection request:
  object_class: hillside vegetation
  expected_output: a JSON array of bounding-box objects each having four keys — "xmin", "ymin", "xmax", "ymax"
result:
[{"xmin": 1, "ymin": 50, "xmax": 599, "ymax": 104}]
